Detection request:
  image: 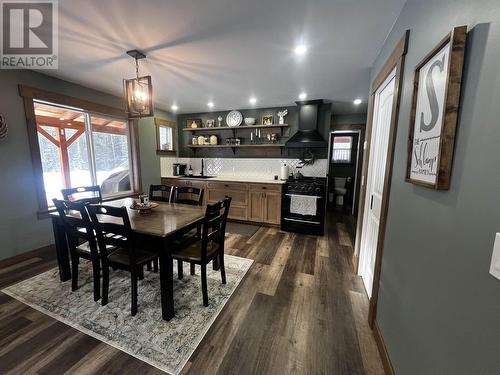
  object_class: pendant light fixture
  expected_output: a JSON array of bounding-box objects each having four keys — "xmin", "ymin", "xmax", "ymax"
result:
[{"xmin": 123, "ymin": 49, "xmax": 154, "ymax": 118}]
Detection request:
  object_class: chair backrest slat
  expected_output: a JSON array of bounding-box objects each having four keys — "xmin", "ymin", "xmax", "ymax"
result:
[
  {"xmin": 173, "ymin": 186, "xmax": 204, "ymax": 206},
  {"xmin": 62, "ymin": 185, "xmax": 102, "ymax": 205},
  {"xmin": 149, "ymin": 184, "xmax": 174, "ymax": 202},
  {"xmin": 87, "ymin": 204, "xmax": 135, "ymax": 260},
  {"xmin": 200, "ymin": 197, "xmax": 231, "ymax": 260},
  {"xmin": 53, "ymin": 198, "xmax": 97, "ymax": 254}
]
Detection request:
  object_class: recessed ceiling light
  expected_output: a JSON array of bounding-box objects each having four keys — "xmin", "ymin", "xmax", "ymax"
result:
[
  {"xmin": 249, "ymin": 97, "xmax": 257, "ymax": 105},
  {"xmin": 171, "ymin": 104, "xmax": 178, "ymax": 112},
  {"xmin": 353, "ymin": 98, "xmax": 362, "ymax": 105},
  {"xmin": 207, "ymin": 102, "xmax": 214, "ymax": 108},
  {"xmin": 298, "ymin": 92, "xmax": 307, "ymax": 100},
  {"xmin": 294, "ymin": 45, "xmax": 307, "ymax": 55}
]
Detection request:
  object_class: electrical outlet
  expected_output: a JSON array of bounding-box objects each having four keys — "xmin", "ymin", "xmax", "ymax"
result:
[{"xmin": 489, "ymin": 233, "xmax": 500, "ymax": 280}]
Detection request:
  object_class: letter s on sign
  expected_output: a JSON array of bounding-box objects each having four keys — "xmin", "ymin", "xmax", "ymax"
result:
[{"xmin": 419, "ymin": 54, "xmax": 446, "ymax": 133}]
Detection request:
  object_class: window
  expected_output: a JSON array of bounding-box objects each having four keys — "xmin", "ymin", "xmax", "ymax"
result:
[
  {"xmin": 332, "ymin": 136, "xmax": 353, "ymax": 163},
  {"xmin": 155, "ymin": 118, "xmax": 177, "ymax": 155},
  {"xmin": 33, "ymin": 101, "xmax": 134, "ymax": 207}
]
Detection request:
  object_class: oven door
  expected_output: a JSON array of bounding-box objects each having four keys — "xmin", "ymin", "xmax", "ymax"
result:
[{"xmin": 281, "ymin": 193, "xmax": 325, "ymax": 235}]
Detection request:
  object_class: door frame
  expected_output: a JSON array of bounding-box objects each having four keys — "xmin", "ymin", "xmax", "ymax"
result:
[
  {"xmin": 327, "ymin": 130, "xmax": 362, "ymax": 215},
  {"xmin": 354, "ymin": 30, "xmax": 410, "ymax": 328}
]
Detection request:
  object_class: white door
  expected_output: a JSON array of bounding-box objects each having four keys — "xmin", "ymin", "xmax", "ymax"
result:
[{"xmin": 358, "ymin": 68, "xmax": 396, "ymax": 298}]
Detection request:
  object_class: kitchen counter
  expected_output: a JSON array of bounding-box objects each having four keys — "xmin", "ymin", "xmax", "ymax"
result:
[{"xmin": 161, "ymin": 175, "xmax": 287, "ymax": 185}]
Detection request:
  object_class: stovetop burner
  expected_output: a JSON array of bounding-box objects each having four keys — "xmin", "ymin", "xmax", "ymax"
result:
[{"xmin": 284, "ymin": 176, "xmax": 326, "ymax": 195}]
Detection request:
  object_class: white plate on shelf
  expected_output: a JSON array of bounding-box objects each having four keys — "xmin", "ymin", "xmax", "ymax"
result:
[{"xmin": 226, "ymin": 110, "xmax": 243, "ymax": 127}]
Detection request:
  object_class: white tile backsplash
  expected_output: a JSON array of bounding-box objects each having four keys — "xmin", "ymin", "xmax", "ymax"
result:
[{"xmin": 160, "ymin": 157, "xmax": 328, "ymax": 179}]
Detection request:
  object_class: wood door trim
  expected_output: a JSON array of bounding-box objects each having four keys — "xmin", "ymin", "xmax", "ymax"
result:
[{"xmin": 355, "ymin": 30, "xmax": 410, "ymax": 328}]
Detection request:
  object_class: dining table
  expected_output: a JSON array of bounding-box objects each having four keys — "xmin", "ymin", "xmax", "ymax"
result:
[{"xmin": 50, "ymin": 197, "xmax": 206, "ymax": 321}]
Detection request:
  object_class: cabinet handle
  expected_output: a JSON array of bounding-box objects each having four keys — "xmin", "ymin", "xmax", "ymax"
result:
[
  {"xmin": 262, "ymin": 186, "xmax": 267, "ymax": 190},
  {"xmin": 224, "ymin": 184, "xmax": 229, "ymax": 187}
]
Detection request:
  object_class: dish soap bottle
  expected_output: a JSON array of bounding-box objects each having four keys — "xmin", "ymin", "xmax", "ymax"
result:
[{"xmin": 188, "ymin": 165, "xmax": 193, "ymax": 176}]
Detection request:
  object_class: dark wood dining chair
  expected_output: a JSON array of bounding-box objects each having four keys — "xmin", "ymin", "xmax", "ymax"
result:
[
  {"xmin": 172, "ymin": 186, "xmax": 205, "ymax": 274},
  {"xmin": 62, "ymin": 185, "xmax": 102, "ymax": 204},
  {"xmin": 87, "ymin": 204, "xmax": 158, "ymax": 316},
  {"xmin": 171, "ymin": 197, "xmax": 232, "ymax": 306},
  {"xmin": 53, "ymin": 198, "xmax": 103, "ymax": 301},
  {"xmin": 173, "ymin": 186, "xmax": 204, "ymax": 206},
  {"xmin": 149, "ymin": 184, "xmax": 175, "ymax": 203}
]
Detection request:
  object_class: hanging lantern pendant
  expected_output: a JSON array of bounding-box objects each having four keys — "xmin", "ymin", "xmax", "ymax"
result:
[{"xmin": 124, "ymin": 49, "xmax": 153, "ymax": 118}]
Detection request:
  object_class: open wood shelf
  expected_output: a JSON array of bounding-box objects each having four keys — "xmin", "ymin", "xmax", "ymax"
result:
[
  {"xmin": 182, "ymin": 124, "xmax": 288, "ymax": 132},
  {"xmin": 186, "ymin": 143, "xmax": 286, "ymax": 155},
  {"xmin": 187, "ymin": 143, "xmax": 284, "ymax": 148}
]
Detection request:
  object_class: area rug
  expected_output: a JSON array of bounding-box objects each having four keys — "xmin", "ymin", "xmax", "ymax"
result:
[{"xmin": 1, "ymin": 254, "xmax": 253, "ymax": 374}]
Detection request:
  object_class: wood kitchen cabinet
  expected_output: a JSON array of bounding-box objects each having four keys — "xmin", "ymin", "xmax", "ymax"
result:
[
  {"xmin": 160, "ymin": 177, "xmax": 281, "ymax": 225},
  {"xmin": 249, "ymin": 185, "xmax": 281, "ymax": 225}
]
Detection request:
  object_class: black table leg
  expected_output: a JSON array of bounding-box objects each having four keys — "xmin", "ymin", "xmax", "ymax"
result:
[
  {"xmin": 52, "ymin": 216, "xmax": 71, "ymax": 282},
  {"xmin": 159, "ymin": 241, "xmax": 174, "ymax": 320}
]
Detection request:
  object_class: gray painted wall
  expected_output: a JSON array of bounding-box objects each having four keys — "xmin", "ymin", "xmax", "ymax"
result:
[
  {"xmin": 331, "ymin": 113, "xmax": 367, "ymax": 125},
  {"xmin": 0, "ymin": 70, "xmax": 170, "ymax": 260},
  {"xmin": 370, "ymin": 0, "xmax": 500, "ymax": 373}
]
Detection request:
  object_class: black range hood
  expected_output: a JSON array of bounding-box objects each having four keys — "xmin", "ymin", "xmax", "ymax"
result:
[{"xmin": 285, "ymin": 99, "xmax": 327, "ymax": 148}]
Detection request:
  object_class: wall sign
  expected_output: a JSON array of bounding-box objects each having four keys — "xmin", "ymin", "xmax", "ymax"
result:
[{"xmin": 406, "ymin": 26, "xmax": 467, "ymax": 189}]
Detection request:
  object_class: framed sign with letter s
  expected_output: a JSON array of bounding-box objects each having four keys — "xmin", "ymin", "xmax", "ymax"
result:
[{"xmin": 406, "ymin": 26, "xmax": 467, "ymax": 190}]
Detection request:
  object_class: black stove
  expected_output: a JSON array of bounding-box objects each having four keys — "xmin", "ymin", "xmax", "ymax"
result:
[{"xmin": 281, "ymin": 176, "xmax": 327, "ymax": 236}]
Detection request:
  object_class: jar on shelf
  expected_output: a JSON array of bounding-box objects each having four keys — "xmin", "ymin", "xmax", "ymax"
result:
[
  {"xmin": 197, "ymin": 135, "xmax": 206, "ymax": 145},
  {"xmin": 192, "ymin": 136, "xmax": 198, "ymax": 145},
  {"xmin": 209, "ymin": 135, "xmax": 218, "ymax": 145}
]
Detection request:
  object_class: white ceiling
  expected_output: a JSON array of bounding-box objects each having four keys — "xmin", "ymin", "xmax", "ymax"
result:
[{"xmin": 49, "ymin": 0, "xmax": 406, "ymax": 114}]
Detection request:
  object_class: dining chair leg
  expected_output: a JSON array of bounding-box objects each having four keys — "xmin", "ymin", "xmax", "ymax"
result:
[
  {"xmin": 177, "ymin": 260, "xmax": 183, "ymax": 280},
  {"xmin": 131, "ymin": 271, "xmax": 138, "ymax": 316},
  {"xmin": 201, "ymin": 264, "xmax": 208, "ymax": 307},
  {"xmin": 219, "ymin": 252, "xmax": 226, "ymax": 285},
  {"xmin": 190, "ymin": 263, "xmax": 195, "ymax": 275},
  {"xmin": 153, "ymin": 258, "xmax": 158, "ymax": 273},
  {"xmin": 92, "ymin": 258, "xmax": 101, "ymax": 301},
  {"xmin": 102, "ymin": 262, "xmax": 109, "ymax": 306},
  {"xmin": 71, "ymin": 254, "xmax": 79, "ymax": 292},
  {"xmin": 138, "ymin": 266, "xmax": 145, "ymax": 280}
]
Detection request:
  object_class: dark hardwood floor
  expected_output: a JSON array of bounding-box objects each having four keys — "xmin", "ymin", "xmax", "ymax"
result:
[{"xmin": 0, "ymin": 213, "xmax": 384, "ymax": 375}]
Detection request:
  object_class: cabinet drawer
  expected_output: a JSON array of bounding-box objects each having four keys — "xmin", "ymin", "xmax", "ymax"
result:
[
  {"xmin": 208, "ymin": 189, "xmax": 247, "ymax": 205},
  {"xmin": 249, "ymin": 183, "xmax": 282, "ymax": 192},
  {"xmin": 161, "ymin": 178, "xmax": 183, "ymax": 187},
  {"xmin": 207, "ymin": 181, "xmax": 248, "ymax": 191},
  {"xmin": 228, "ymin": 205, "xmax": 248, "ymax": 221}
]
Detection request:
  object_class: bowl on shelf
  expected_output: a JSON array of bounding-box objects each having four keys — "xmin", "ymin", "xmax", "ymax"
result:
[{"xmin": 244, "ymin": 117, "xmax": 256, "ymax": 125}]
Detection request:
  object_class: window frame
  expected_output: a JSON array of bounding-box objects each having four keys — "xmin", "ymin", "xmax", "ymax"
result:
[
  {"xmin": 331, "ymin": 135, "xmax": 354, "ymax": 164},
  {"xmin": 20, "ymin": 85, "xmax": 142, "ymax": 217}
]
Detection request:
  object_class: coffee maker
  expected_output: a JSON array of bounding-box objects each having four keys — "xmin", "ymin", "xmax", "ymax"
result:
[{"xmin": 172, "ymin": 163, "xmax": 187, "ymax": 176}]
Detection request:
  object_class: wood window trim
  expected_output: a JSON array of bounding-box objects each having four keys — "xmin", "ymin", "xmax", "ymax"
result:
[
  {"xmin": 155, "ymin": 117, "xmax": 177, "ymax": 156},
  {"xmin": 19, "ymin": 85, "xmax": 142, "ymax": 217},
  {"xmin": 353, "ymin": 30, "xmax": 410, "ymax": 329}
]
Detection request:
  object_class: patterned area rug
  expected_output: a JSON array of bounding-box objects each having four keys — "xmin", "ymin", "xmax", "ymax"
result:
[{"xmin": 2, "ymin": 254, "xmax": 253, "ymax": 374}]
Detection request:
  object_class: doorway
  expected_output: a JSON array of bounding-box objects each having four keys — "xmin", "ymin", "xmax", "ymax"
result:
[
  {"xmin": 358, "ymin": 69, "xmax": 396, "ymax": 299},
  {"xmin": 327, "ymin": 130, "xmax": 362, "ymax": 216}
]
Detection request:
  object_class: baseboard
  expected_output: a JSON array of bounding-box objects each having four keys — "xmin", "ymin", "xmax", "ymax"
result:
[
  {"xmin": 352, "ymin": 254, "xmax": 359, "ymax": 274},
  {"xmin": 0, "ymin": 244, "xmax": 55, "ymax": 269},
  {"xmin": 373, "ymin": 320, "xmax": 395, "ymax": 375}
]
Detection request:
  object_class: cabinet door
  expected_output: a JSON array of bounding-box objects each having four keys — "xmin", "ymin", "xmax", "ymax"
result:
[
  {"xmin": 249, "ymin": 191, "xmax": 264, "ymax": 222},
  {"xmin": 263, "ymin": 192, "xmax": 281, "ymax": 224}
]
